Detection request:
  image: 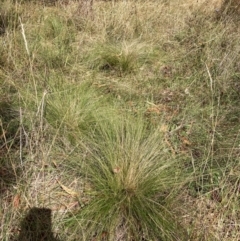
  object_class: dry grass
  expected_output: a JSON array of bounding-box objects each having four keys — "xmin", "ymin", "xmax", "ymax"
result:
[{"xmin": 1, "ymin": 0, "xmax": 240, "ymax": 240}]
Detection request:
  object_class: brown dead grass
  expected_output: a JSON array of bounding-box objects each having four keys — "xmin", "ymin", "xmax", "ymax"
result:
[{"xmin": 178, "ymin": 190, "xmax": 240, "ymax": 241}]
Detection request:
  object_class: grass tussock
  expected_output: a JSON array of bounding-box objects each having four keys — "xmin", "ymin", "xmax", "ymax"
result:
[
  {"xmin": 1, "ymin": 0, "xmax": 240, "ymax": 240},
  {"xmin": 65, "ymin": 116, "xmax": 189, "ymax": 240},
  {"xmin": 87, "ymin": 41, "xmax": 152, "ymax": 75},
  {"xmin": 45, "ymin": 82, "xmax": 109, "ymax": 144}
]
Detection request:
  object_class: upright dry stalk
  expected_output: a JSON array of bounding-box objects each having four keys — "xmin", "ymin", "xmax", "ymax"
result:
[{"xmin": 19, "ymin": 17, "xmax": 30, "ymax": 56}]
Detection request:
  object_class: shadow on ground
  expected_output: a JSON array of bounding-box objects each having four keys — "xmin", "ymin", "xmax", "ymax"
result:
[{"xmin": 17, "ymin": 207, "xmax": 61, "ymax": 241}]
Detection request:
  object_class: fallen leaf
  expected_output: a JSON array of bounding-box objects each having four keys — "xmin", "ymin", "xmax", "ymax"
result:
[
  {"xmin": 13, "ymin": 194, "xmax": 21, "ymax": 208},
  {"xmin": 146, "ymin": 107, "xmax": 160, "ymax": 114},
  {"xmin": 113, "ymin": 167, "xmax": 121, "ymax": 174},
  {"xmin": 159, "ymin": 124, "xmax": 168, "ymax": 133},
  {"xmin": 52, "ymin": 160, "xmax": 58, "ymax": 168},
  {"xmin": 56, "ymin": 179, "xmax": 79, "ymax": 197},
  {"xmin": 67, "ymin": 201, "xmax": 79, "ymax": 210},
  {"xmin": 180, "ymin": 136, "xmax": 191, "ymax": 146}
]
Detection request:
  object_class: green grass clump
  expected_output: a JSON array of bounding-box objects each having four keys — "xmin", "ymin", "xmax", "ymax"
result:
[
  {"xmin": 32, "ymin": 14, "xmax": 76, "ymax": 69},
  {"xmin": 65, "ymin": 116, "xmax": 188, "ymax": 241},
  {"xmin": 87, "ymin": 41, "xmax": 151, "ymax": 75},
  {"xmin": 45, "ymin": 82, "xmax": 108, "ymax": 144}
]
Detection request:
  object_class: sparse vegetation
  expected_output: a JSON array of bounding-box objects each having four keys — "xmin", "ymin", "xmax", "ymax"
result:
[{"xmin": 1, "ymin": 0, "xmax": 240, "ymax": 241}]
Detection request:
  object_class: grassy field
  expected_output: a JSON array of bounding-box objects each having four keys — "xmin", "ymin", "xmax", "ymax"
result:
[{"xmin": 1, "ymin": 0, "xmax": 240, "ymax": 240}]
